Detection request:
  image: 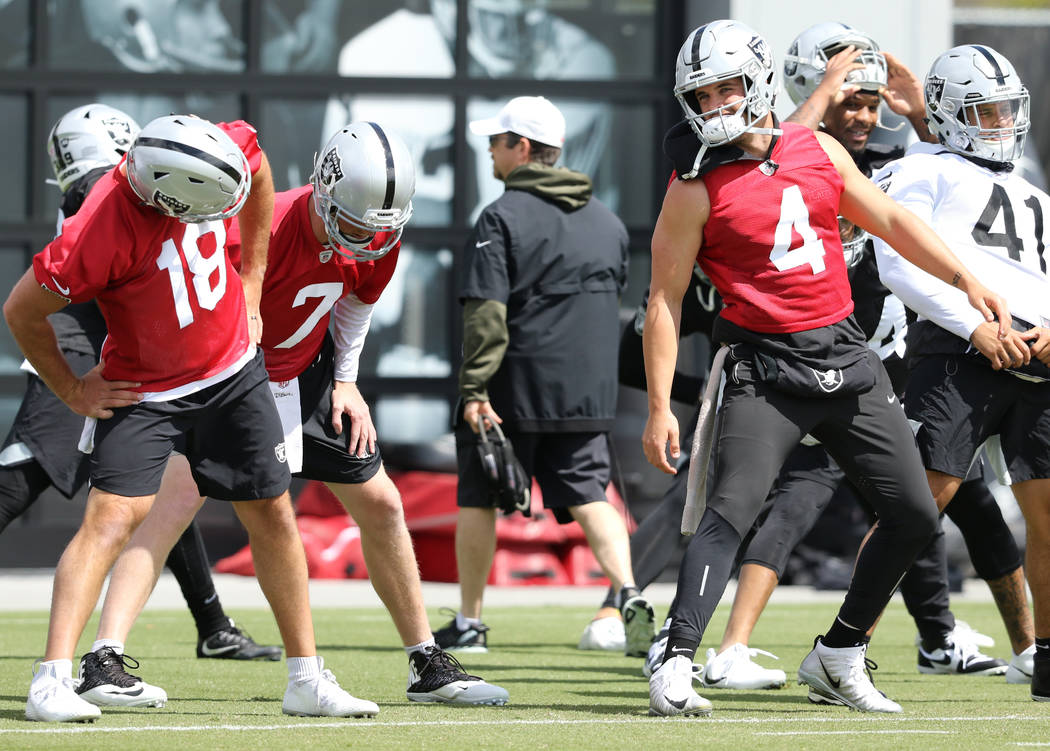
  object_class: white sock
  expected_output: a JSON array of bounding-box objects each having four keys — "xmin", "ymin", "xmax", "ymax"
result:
[
  {"xmin": 405, "ymin": 638, "xmax": 436, "ymax": 657},
  {"xmin": 91, "ymin": 639, "xmax": 124, "ymax": 655},
  {"xmin": 34, "ymin": 659, "xmax": 73, "ymax": 682},
  {"xmin": 288, "ymin": 655, "xmax": 321, "ymax": 682},
  {"xmin": 455, "ymin": 612, "xmax": 482, "ymax": 630}
]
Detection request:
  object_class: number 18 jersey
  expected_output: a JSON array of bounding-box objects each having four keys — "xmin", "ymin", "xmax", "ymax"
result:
[
  {"xmin": 33, "ymin": 121, "xmax": 263, "ymax": 395},
  {"xmin": 698, "ymin": 123, "xmax": 854, "ymax": 334}
]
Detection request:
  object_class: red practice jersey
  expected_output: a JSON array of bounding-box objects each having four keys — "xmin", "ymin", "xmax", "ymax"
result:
[
  {"xmin": 33, "ymin": 121, "xmax": 264, "ymax": 393},
  {"xmin": 228, "ymin": 185, "xmax": 399, "ymax": 382},
  {"xmin": 698, "ymin": 123, "xmax": 854, "ymax": 334}
]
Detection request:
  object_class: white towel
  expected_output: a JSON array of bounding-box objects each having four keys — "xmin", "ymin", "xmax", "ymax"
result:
[
  {"xmin": 682, "ymin": 345, "xmax": 729, "ymax": 536},
  {"xmin": 269, "ymin": 378, "xmax": 304, "ymax": 474}
]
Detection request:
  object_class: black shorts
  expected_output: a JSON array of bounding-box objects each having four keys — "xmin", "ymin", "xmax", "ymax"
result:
[
  {"xmin": 455, "ymin": 425, "xmax": 610, "ymax": 524},
  {"xmin": 90, "ymin": 349, "xmax": 290, "ymax": 500},
  {"xmin": 905, "ymin": 354, "xmax": 1050, "ymax": 483},
  {"xmin": 1, "ymin": 349, "xmax": 98, "ymax": 498},
  {"xmin": 291, "ymin": 334, "xmax": 382, "ymax": 485}
]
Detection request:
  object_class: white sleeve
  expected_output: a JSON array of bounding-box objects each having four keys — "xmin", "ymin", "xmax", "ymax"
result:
[
  {"xmin": 331, "ymin": 293, "xmax": 374, "ymax": 383},
  {"xmin": 871, "ymin": 160, "xmax": 986, "ymax": 342}
]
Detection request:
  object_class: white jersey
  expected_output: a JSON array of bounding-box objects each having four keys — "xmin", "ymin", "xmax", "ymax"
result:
[{"xmin": 872, "ymin": 142, "xmax": 1050, "ymax": 341}]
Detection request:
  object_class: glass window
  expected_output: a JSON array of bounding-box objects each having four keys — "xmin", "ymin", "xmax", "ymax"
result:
[
  {"xmin": 466, "ymin": 97, "xmax": 654, "ymax": 225},
  {"xmin": 375, "ymin": 396, "xmax": 451, "ymax": 444},
  {"xmin": 0, "ymin": 247, "xmax": 29, "ymax": 375},
  {"xmin": 359, "ymin": 244, "xmax": 454, "ymax": 380},
  {"xmin": 465, "ymin": 0, "xmax": 655, "ymax": 80},
  {"xmin": 0, "ymin": 95, "xmax": 27, "ymax": 221},
  {"xmin": 0, "ymin": 0, "xmax": 28, "ymax": 68},
  {"xmin": 263, "ymin": 0, "xmax": 457, "ymax": 78},
  {"xmin": 47, "ymin": 0, "xmax": 245, "ymax": 73}
]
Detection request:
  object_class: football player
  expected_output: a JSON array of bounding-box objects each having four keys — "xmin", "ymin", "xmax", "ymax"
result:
[
  {"xmin": 643, "ymin": 20, "xmax": 1009, "ymax": 716},
  {"xmin": 873, "ymin": 44, "xmax": 1050, "ymax": 701},
  {"xmin": 6, "ymin": 115, "xmax": 375, "ymax": 722}
]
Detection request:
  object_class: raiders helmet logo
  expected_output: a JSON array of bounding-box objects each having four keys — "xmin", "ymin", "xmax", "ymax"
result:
[
  {"xmin": 925, "ymin": 76, "xmax": 946, "ymax": 111},
  {"xmin": 317, "ymin": 147, "xmax": 344, "ymax": 190},
  {"xmin": 101, "ymin": 116, "xmax": 133, "ymax": 149},
  {"xmin": 811, "ymin": 367, "xmax": 844, "ymax": 393},
  {"xmin": 275, "ymin": 442, "xmax": 287, "ymax": 463},
  {"xmin": 319, "ymin": 248, "xmax": 333, "ymax": 263},
  {"xmin": 748, "ymin": 36, "xmax": 771, "ymax": 65},
  {"xmin": 153, "ymin": 190, "xmax": 190, "ymax": 215}
]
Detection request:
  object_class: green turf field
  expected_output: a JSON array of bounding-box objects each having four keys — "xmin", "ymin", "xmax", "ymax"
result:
[{"xmin": 0, "ymin": 601, "xmax": 1046, "ymax": 750}]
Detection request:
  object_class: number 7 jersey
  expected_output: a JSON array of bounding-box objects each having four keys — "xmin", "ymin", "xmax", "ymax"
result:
[
  {"xmin": 226, "ymin": 185, "xmax": 399, "ymax": 383},
  {"xmin": 32, "ymin": 121, "xmax": 263, "ymax": 395},
  {"xmin": 872, "ymin": 142, "xmax": 1050, "ymax": 342}
]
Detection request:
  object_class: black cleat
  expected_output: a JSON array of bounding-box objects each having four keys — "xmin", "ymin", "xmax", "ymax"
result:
[
  {"xmin": 76, "ymin": 648, "xmax": 167, "ymax": 707},
  {"xmin": 432, "ymin": 609, "xmax": 489, "ymax": 653},
  {"xmin": 197, "ymin": 619, "xmax": 282, "ymax": 661},
  {"xmin": 407, "ymin": 646, "xmax": 508, "ymax": 705},
  {"xmin": 1032, "ymin": 657, "xmax": 1050, "ymax": 702}
]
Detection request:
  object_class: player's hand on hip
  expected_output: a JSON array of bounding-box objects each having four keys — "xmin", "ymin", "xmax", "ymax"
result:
[
  {"xmin": 642, "ymin": 409, "xmax": 680, "ymax": 475},
  {"xmin": 69, "ymin": 363, "xmax": 142, "ymax": 418},
  {"xmin": 463, "ymin": 399, "xmax": 502, "ymax": 433},
  {"xmin": 1019, "ymin": 326, "xmax": 1050, "ymax": 365},
  {"xmin": 331, "ymin": 380, "xmax": 376, "ymax": 457},
  {"xmin": 971, "ymin": 321, "xmax": 1030, "ymax": 369}
]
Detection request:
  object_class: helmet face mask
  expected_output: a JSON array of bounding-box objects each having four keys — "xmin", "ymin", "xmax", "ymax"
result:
[
  {"xmin": 838, "ymin": 216, "xmax": 868, "ymax": 268},
  {"xmin": 783, "ymin": 22, "xmax": 887, "ymax": 106},
  {"xmin": 126, "ymin": 115, "xmax": 251, "ymax": 223},
  {"xmin": 47, "ymin": 104, "xmax": 141, "ymax": 193},
  {"xmin": 925, "ymin": 45, "xmax": 1030, "ymax": 163},
  {"xmin": 674, "ymin": 21, "xmax": 778, "ymax": 148},
  {"xmin": 311, "ymin": 122, "xmax": 416, "ymax": 262}
]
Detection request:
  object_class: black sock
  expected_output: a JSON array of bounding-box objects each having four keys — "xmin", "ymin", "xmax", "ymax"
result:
[
  {"xmin": 166, "ymin": 521, "xmax": 229, "ymax": 639},
  {"xmin": 920, "ymin": 629, "xmax": 953, "ymax": 653},
  {"xmin": 662, "ymin": 637, "xmax": 697, "ymax": 664},
  {"xmin": 1035, "ymin": 637, "xmax": 1050, "ymax": 664},
  {"xmin": 600, "ymin": 587, "xmax": 616, "ymax": 610},
  {"xmin": 823, "ymin": 618, "xmax": 869, "ymax": 648}
]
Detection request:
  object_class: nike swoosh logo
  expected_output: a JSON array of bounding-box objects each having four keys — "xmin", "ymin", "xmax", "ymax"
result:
[
  {"xmin": 705, "ymin": 675, "xmax": 727, "ymax": 685},
  {"xmin": 51, "ymin": 276, "xmax": 70, "ymax": 295},
  {"xmin": 199, "ymin": 643, "xmax": 240, "ymax": 657},
  {"xmin": 664, "ymin": 695, "xmax": 688, "ymax": 710},
  {"xmin": 671, "ymin": 646, "xmax": 691, "ymax": 654},
  {"xmin": 816, "ymin": 654, "xmax": 841, "ymax": 688},
  {"xmin": 923, "ymin": 651, "xmax": 952, "ymax": 665},
  {"xmin": 103, "ymin": 687, "xmax": 143, "ymax": 697},
  {"xmin": 475, "ymin": 240, "xmax": 491, "ymax": 248},
  {"xmin": 887, "ymin": 394, "xmax": 897, "ymax": 404}
]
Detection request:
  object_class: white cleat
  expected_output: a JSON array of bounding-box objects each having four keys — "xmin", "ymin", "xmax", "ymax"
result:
[
  {"xmin": 797, "ymin": 638, "xmax": 902, "ymax": 713},
  {"xmin": 701, "ymin": 643, "xmax": 787, "ymax": 689},
  {"xmin": 1007, "ymin": 644, "xmax": 1035, "ymax": 684},
  {"xmin": 283, "ymin": 659, "xmax": 379, "ymax": 718},
  {"xmin": 642, "ymin": 633, "xmax": 702, "ymax": 680},
  {"xmin": 917, "ymin": 640, "xmax": 1007, "ymax": 676},
  {"xmin": 25, "ymin": 662, "xmax": 101, "ymax": 723},
  {"xmin": 914, "ymin": 620, "xmax": 995, "ymax": 649},
  {"xmin": 621, "ymin": 595, "xmax": 656, "ymax": 658},
  {"xmin": 577, "ymin": 616, "xmax": 626, "ymax": 651},
  {"xmin": 648, "ymin": 655, "xmax": 712, "ymax": 717}
]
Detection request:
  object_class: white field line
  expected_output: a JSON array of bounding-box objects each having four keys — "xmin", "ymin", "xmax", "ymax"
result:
[{"xmin": 0, "ymin": 714, "xmax": 1041, "ymax": 735}]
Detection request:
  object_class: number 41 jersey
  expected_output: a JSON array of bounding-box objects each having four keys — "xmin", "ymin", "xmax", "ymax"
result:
[
  {"xmin": 32, "ymin": 121, "xmax": 263, "ymax": 395},
  {"xmin": 872, "ymin": 142, "xmax": 1050, "ymax": 346}
]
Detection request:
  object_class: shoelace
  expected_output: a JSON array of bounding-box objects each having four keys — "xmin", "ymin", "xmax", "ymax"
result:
[
  {"xmin": 418, "ymin": 648, "xmax": 479, "ymax": 682},
  {"xmin": 953, "ymin": 639, "xmax": 982, "ymax": 668},
  {"xmin": 744, "ymin": 646, "xmax": 780, "ymax": 661},
  {"xmin": 95, "ymin": 648, "xmax": 143, "ymax": 688}
]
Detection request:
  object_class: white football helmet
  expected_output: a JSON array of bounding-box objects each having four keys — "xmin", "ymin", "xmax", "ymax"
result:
[
  {"xmin": 838, "ymin": 216, "xmax": 868, "ymax": 268},
  {"xmin": 126, "ymin": 115, "xmax": 251, "ymax": 222},
  {"xmin": 312, "ymin": 122, "xmax": 416, "ymax": 262},
  {"xmin": 783, "ymin": 22, "xmax": 887, "ymax": 106},
  {"xmin": 47, "ymin": 104, "xmax": 140, "ymax": 193},
  {"xmin": 924, "ymin": 45, "xmax": 1030, "ymax": 163},
  {"xmin": 674, "ymin": 21, "xmax": 778, "ymax": 148},
  {"xmin": 79, "ymin": 0, "xmax": 243, "ymax": 73}
]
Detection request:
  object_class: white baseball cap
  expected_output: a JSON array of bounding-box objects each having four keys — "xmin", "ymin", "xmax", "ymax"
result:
[{"xmin": 469, "ymin": 96, "xmax": 566, "ymax": 148}]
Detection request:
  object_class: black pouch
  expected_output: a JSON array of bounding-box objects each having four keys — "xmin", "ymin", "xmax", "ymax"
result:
[
  {"xmin": 730, "ymin": 344, "xmax": 876, "ymax": 398},
  {"xmin": 475, "ymin": 418, "xmax": 531, "ymax": 517}
]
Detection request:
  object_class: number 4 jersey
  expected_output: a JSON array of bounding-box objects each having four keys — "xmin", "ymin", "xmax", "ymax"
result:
[
  {"xmin": 697, "ymin": 123, "xmax": 854, "ymax": 334},
  {"xmin": 872, "ymin": 142, "xmax": 1050, "ymax": 351},
  {"xmin": 227, "ymin": 185, "xmax": 399, "ymax": 383},
  {"xmin": 33, "ymin": 121, "xmax": 262, "ymax": 396}
]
